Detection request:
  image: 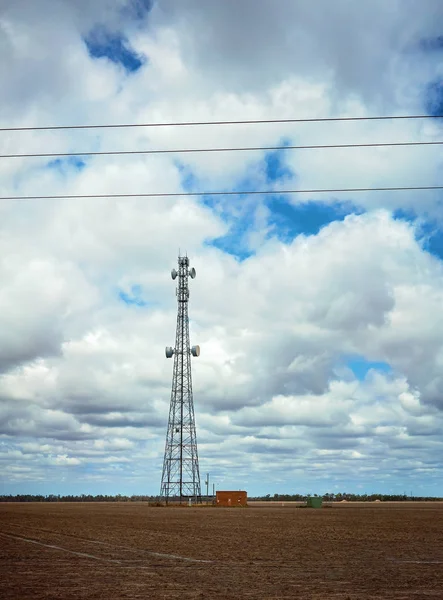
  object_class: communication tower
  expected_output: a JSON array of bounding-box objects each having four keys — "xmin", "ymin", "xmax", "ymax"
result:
[{"xmin": 160, "ymin": 255, "xmax": 201, "ymax": 502}]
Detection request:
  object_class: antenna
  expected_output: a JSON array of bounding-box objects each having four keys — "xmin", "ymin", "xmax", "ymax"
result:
[{"xmin": 160, "ymin": 255, "xmax": 201, "ymax": 503}]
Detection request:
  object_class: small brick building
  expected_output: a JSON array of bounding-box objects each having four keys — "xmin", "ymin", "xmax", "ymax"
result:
[{"xmin": 216, "ymin": 490, "xmax": 247, "ymax": 507}]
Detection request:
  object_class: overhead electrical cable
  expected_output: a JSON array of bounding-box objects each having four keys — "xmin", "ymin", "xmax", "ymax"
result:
[
  {"xmin": 1, "ymin": 185, "xmax": 442, "ymax": 201},
  {"xmin": 0, "ymin": 114, "xmax": 442, "ymax": 133},
  {"xmin": 2, "ymin": 140, "xmax": 443, "ymax": 160}
]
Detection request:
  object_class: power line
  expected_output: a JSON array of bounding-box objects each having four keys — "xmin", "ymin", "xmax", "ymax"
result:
[
  {"xmin": 0, "ymin": 114, "xmax": 442, "ymax": 133},
  {"xmin": 1, "ymin": 185, "xmax": 442, "ymax": 201},
  {"xmin": 3, "ymin": 140, "xmax": 443, "ymax": 160}
]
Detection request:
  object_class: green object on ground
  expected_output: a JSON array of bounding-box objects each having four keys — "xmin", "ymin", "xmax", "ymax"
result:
[{"xmin": 306, "ymin": 497, "xmax": 323, "ymax": 508}]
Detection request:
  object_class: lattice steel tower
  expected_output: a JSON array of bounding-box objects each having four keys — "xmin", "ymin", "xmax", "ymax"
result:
[{"xmin": 160, "ymin": 255, "xmax": 201, "ymax": 502}]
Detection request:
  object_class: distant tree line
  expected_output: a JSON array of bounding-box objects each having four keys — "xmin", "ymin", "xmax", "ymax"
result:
[
  {"xmin": 251, "ymin": 493, "xmax": 443, "ymax": 502},
  {"xmin": 0, "ymin": 494, "xmax": 158, "ymax": 502},
  {"xmin": 1, "ymin": 492, "xmax": 442, "ymax": 502}
]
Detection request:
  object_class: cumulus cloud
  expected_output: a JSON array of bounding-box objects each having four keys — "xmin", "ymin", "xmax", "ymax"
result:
[
  {"xmin": 1, "ymin": 0, "xmax": 443, "ymax": 496},
  {"xmin": 150, "ymin": 0, "xmax": 443, "ymax": 106}
]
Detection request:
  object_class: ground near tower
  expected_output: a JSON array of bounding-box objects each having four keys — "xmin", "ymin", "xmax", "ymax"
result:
[{"xmin": 1, "ymin": 501, "xmax": 442, "ymax": 599}]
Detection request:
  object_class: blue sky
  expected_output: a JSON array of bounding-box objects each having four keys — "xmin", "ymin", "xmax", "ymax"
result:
[
  {"xmin": 345, "ymin": 356, "xmax": 392, "ymax": 381},
  {"xmin": 394, "ymin": 208, "xmax": 443, "ymax": 261},
  {"xmin": 426, "ymin": 81, "xmax": 443, "ymax": 116},
  {"xmin": 181, "ymin": 148, "xmax": 365, "ymax": 260},
  {"xmin": 423, "ymin": 35, "xmax": 443, "ymax": 116},
  {"xmin": 84, "ymin": 27, "xmax": 146, "ymax": 73},
  {"xmin": 47, "ymin": 157, "xmax": 87, "ymax": 172},
  {"xmin": 118, "ymin": 284, "xmax": 149, "ymax": 307}
]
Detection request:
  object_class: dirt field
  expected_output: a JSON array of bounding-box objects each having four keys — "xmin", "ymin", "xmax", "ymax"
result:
[{"xmin": 1, "ymin": 502, "xmax": 442, "ymax": 599}]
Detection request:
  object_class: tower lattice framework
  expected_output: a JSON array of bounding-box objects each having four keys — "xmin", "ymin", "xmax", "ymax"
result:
[{"xmin": 160, "ymin": 255, "xmax": 201, "ymax": 502}]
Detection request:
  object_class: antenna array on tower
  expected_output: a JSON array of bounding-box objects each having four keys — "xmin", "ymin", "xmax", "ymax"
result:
[{"xmin": 160, "ymin": 256, "xmax": 201, "ymax": 503}]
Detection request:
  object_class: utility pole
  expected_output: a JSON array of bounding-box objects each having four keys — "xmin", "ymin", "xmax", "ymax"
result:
[
  {"xmin": 160, "ymin": 255, "xmax": 201, "ymax": 503},
  {"xmin": 205, "ymin": 472, "xmax": 209, "ymax": 501}
]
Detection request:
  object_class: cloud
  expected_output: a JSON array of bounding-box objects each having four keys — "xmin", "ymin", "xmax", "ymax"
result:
[
  {"xmin": 52, "ymin": 454, "xmax": 81, "ymax": 466},
  {"xmin": 150, "ymin": 0, "xmax": 443, "ymax": 105},
  {"xmin": 1, "ymin": 0, "xmax": 443, "ymax": 497}
]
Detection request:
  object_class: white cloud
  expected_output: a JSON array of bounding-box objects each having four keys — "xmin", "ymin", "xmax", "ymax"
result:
[
  {"xmin": 52, "ymin": 454, "xmax": 81, "ymax": 466},
  {"xmin": 1, "ymin": 0, "xmax": 443, "ymax": 496}
]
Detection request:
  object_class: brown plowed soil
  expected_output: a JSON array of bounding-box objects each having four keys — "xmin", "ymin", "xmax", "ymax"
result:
[{"xmin": 1, "ymin": 502, "xmax": 442, "ymax": 599}]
